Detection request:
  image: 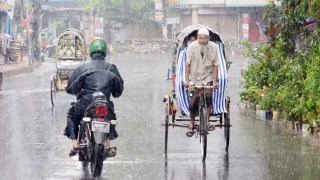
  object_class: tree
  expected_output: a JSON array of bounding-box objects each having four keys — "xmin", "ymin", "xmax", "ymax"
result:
[
  {"xmin": 79, "ymin": 0, "xmax": 154, "ymax": 22},
  {"xmin": 241, "ymin": 0, "xmax": 320, "ymax": 124}
]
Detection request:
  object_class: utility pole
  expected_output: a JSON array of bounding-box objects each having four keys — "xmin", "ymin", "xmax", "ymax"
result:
[
  {"xmin": 162, "ymin": 0, "xmax": 168, "ymax": 42},
  {"xmin": 22, "ymin": 0, "xmax": 32, "ymax": 66},
  {"xmin": 90, "ymin": 8, "xmax": 95, "ymax": 41}
]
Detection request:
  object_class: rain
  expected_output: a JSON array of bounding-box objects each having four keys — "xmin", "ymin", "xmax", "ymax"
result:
[{"xmin": 1, "ymin": 0, "xmax": 320, "ymax": 179}]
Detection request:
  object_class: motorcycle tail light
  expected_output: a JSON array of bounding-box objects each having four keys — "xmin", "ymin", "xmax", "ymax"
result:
[
  {"xmin": 94, "ymin": 106, "xmax": 108, "ymax": 116},
  {"xmin": 97, "ymin": 118, "xmax": 105, "ymax": 122}
]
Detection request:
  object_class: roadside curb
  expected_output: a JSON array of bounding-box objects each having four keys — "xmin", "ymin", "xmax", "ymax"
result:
[{"xmin": 3, "ymin": 62, "xmax": 41, "ymax": 78}]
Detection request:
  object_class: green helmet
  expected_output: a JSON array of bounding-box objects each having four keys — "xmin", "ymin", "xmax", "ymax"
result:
[{"xmin": 90, "ymin": 38, "xmax": 107, "ymax": 55}]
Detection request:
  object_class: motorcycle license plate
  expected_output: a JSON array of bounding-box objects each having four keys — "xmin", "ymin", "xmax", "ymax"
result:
[{"xmin": 92, "ymin": 121, "xmax": 110, "ymax": 133}]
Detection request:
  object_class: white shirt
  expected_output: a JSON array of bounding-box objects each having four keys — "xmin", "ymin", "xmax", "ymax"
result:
[{"xmin": 186, "ymin": 40, "xmax": 219, "ymax": 85}]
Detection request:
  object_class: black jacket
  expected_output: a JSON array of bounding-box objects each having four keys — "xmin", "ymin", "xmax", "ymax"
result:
[{"xmin": 66, "ymin": 60, "xmax": 124, "ymax": 99}]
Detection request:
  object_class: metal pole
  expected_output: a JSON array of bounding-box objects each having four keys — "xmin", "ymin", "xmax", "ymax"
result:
[
  {"xmin": 25, "ymin": 0, "xmax": 31, "ymax": 66},
  {"xmin": 90, "ymin": 8, "xmax": 95, "ymax": 41},
  {"xmin": 162, "ymin": 0, "xmax": 168, "ymax": 42}
]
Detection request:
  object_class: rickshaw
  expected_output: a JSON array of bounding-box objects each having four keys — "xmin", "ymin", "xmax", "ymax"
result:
[
  {"xmin": 163, "ymin": 25, "xmax": 232, "ymax": 161},
  {"xmin": 50, "ymin": 29, "xmax": 87, "ymax": 106}
]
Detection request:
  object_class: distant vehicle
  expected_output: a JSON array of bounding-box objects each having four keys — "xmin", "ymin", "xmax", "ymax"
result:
[
  {"xmin": 40, "ymin": 29, "xmax": 55, "ymax": 57},
  {"xmin": 45, "ymin": 38, "xmax": 57, "ymax": 57},
  {"xmin": 50, "ymin": 28, "xmax": 87, "ymax": 106}
]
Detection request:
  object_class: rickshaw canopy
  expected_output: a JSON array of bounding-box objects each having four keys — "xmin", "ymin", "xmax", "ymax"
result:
[
  {"xmin": 176, "ymin": 24, "xmax": 225, "ymax": 49},
  {"xmin": 56, "ymin": 28, "xmax": 86, "ymax": 61}
]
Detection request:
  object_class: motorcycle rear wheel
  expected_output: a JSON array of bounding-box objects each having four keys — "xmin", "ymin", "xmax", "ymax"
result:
[{"xmin": 90, "ymin": 144, "xmax": 104, "ymax": 177}]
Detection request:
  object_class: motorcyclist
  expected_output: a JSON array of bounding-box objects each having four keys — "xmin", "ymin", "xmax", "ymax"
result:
[{"xmin": 63, "ymin": 38, "xmax": 124, "ymax": 157}]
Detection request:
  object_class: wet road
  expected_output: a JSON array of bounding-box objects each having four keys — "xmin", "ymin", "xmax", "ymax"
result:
[{"xmin": 1, "ymin": 54, "xmax": 320, "ymax": 180}]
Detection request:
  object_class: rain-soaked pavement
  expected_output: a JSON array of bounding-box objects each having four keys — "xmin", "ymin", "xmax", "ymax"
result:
[{"xmin": 1, "ymin": 53, "xmax": 320, "ymax": 180}]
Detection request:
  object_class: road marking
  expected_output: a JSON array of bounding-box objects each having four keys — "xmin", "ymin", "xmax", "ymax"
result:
[{"xmin": 0, "ymin": 89, "xmax": 51, "ymax": 95}]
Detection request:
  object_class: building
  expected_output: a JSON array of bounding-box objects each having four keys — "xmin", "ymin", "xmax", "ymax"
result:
[
  {"xmin": 40, "ymin": 0, "xmax": 90, "ymax": 42},
  {"xmin": 0, "ymin": 1, "xmax": 13, "ymax": 36},
  {"xmin": 169, "ymin": 0, "xmax": 277, "ymax": 42}
]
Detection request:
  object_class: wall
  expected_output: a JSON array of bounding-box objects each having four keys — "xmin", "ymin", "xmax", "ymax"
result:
[
  {"xmin": 123, "ymin": 21, "xmax": 163, "ymax": 41},
  {"xmin": 42, "ymin": 10, "xmax": 89, "ymax": 42},
  {"xmin": 199, "ymin": 14, "xmax": 239, "ymax": 40},
  {"xmin": 179, "ymin": 14, "xmax": 192, "ymax": 30},
  {"xmin": 177, "ymin": 7, "xmax": 265, "ymax": 41},
  {"xmin": 179, "ymin": 8, "xmax": 240, "ymax": 40}
]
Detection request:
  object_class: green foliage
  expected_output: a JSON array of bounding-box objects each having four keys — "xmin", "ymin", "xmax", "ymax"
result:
[
  {"xmin": 79, "ymin": 0, "xmax": 154, "ymax": 21},
  {"xmin": 260, "ymin": 88, "xmax": 276, "ymax": 110},
  {"xmin": 240, "ymin": 86, "xmax": 263, "ymax": 104},
  {"xmin": 241, "ymin": 0, "xmax": 320, "ymax": 126}
]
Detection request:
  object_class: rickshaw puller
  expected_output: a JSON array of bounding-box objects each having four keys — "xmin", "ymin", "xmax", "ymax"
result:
[{"xmin": 184, "ymin": 28, "xmax": 219, "ymax": 137}]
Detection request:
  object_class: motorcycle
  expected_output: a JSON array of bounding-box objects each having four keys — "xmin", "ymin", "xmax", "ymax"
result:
[{"xmin": 74, "ymin": 91, "xmax": 117, "ymax": 177}]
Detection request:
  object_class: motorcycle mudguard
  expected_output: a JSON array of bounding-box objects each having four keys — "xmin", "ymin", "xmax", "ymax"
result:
[{"xmin": 93, "ymin": 132, "xmax": 107, "ymax": 144}]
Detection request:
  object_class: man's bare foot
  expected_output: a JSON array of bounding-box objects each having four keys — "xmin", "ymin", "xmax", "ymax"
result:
[{"xmin": 186, "ymin": 126, "xmax": 194, "ymax": 137}]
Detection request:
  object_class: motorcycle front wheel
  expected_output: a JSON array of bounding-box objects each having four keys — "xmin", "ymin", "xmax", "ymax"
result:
[{"xmin": 90, "ymin": 144, "xmax": 104, "ymax": 177}]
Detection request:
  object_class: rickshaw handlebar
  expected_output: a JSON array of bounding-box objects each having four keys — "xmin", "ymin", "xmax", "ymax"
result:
[{"xmin": 186, "ymin": 85, "xmax": 218, "ymax": 90}]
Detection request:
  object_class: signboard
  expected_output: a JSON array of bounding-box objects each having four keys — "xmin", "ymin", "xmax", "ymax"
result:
[
  {"xmin": 242, "ymin": 14, "xmax": 249, "ymax": 40},
  {"xmin": 95, "ymin": 17, "xmax": 104, "ymax": 35},
  {"xmin": 0, "ymin": 2, "xmax": 12, "ymax": 11},
  {"xmin": 155, "ymin": 0, "xmax": 163, "ymax": 22}
]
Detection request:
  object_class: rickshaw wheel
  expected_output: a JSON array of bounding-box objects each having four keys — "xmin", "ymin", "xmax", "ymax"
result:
[
  {"xmin": 165, "ymin": 115, "xmax": 169, "ymax": 154},
  {"xmin": 200, "ymin": 106, "xmax": 207, "ymax": 161},
  {"xmin": 50, "ymin": 76, "xmax": 57, "ymax": 106},
  {"xmin": 224, "ymin": 97, "xmax": 231, "ymax": 152},
  {"xmin": 224, "ymin": 115, "xmax": 230, "ymax": 152}
]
